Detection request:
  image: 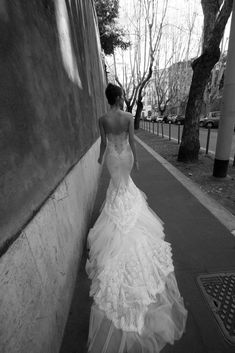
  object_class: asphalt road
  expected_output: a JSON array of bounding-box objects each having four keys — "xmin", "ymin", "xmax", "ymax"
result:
[{"xmin": 145, "ymin": 122, "xmax": 235, "ymax": 161}]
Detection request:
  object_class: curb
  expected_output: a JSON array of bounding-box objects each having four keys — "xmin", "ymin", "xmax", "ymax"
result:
[
  {"xmin": 165, "ymin": 136, "xmax": 234, "ymax": 163},
  {"xmin": 135, "ymin": 135, "xmax": 235, "ymax": 235}
]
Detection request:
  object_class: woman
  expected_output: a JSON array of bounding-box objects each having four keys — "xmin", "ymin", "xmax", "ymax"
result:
[{"xmin": 86, "ymin": 83, "xmax": 187, "ymax": 353}]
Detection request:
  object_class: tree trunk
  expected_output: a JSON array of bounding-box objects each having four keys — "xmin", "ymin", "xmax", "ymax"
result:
[
  {"xmin": 201, "ymin": 0, "xmax": 223, "ymax": 51},
  {"xmin": 178, "ymin": 0, "xmax": 233, "ymax": 162},
  {"xmin": 178, "ymin": 48, "xmax": 220, "ymax": 161},
  {"xmin": 125, "ymin": 101, "xmax": 133, "ymax": 113},
  {"xmin": 134, "ymin": 99, "xmax": 143, "ymax": 130}
]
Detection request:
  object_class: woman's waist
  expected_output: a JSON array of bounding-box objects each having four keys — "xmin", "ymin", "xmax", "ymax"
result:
[{"xmin": 106, "ymin": 140, "xmax": 131, "ymax": 154}]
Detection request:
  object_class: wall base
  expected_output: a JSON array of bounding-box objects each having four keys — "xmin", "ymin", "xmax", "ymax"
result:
[{"xmin": 0, "ymin": 140, "xmax": 100, "ymax": 353}]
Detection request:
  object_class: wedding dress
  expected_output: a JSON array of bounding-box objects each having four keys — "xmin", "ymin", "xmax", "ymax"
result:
[{"xmin": 86, "ymin": 132, "xmax": 187, "ymax": 353}]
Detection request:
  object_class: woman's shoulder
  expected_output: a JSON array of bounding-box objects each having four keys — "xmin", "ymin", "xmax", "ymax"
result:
[
  {"xmin": 120, "ymin": 111, "xmax": 133, "ymax": 121},
  {"xmin": 99, "ymin": 111, "xmax": 133, "ymax": 125}
]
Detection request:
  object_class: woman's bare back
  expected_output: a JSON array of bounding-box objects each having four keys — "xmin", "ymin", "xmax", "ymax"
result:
[
  {"xmin": 102, "ymin": 110, "xmax": 132, "ymax": 135},
  {"xmin": 98, "ymin": 108, "xmax": 138, "ymax": 170}
]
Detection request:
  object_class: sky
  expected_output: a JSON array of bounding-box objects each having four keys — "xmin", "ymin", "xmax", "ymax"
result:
[{"xmin": 106, "ymin": 0, "xmax": 232, "ymax": 82}]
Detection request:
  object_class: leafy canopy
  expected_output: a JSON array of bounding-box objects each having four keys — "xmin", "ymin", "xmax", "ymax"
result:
[{"xmin": 95, "ymin": 0, "xmax": 130, "ymax": 55}]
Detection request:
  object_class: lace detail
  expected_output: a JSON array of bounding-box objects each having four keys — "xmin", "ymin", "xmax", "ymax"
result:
[
  {"xmin": 93, "ymin": 239, "xmax": 174, "ymax": 333},
  {"xmin": 86, "ymin": 131, "xmax": 187, "ymax": 349},
  {"xmin": 104, "ymin": 178, "xmax": 142, "ymax": 233},
  {"xmin": 87, "ymin": 173, "xmax": 175, "ymax": 333}
]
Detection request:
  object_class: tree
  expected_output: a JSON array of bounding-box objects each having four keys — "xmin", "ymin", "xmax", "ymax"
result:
[
  {"xmin": 95, "ymin": 0, "xmax": 130, "ymax": 55},
  {"xmin": 178, "ymin": 0, "xmax": 233, "ymax": 162},
  {"xmin": 147, "ymin": 7, "xmax": 199, "ymax": 118},
  {"xmin": 204, "ymin": 52, "xmax": 227, "ymax": 113},
  {"xmin": 114, "ymin": 0, "xmax": 169, "ymax": 129},
  {"xmin": 152, "ymin": 65, "xmax": 178, "ymax": 116}
]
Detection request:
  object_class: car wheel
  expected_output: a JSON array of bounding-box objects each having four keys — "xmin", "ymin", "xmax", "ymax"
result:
[
  {"xmin": 206, "ymin": 122, "xmax": 213, "ymax": 128},
  {"xmin": 199, "ymin": 122, "xmax": 204, "ymax": 127}
]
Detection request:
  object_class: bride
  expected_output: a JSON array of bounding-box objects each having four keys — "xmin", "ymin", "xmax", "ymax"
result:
[{"xmin": 86, "ymin": 83, "xmax": 187, "ymax": 353}]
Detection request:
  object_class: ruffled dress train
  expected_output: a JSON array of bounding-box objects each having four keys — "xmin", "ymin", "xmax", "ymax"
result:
[{"xmin": 86, "ymin": 133, "xmax": 187, "ymax": 353}]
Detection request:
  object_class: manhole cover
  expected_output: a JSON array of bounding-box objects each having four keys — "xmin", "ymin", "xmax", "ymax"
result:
[{"xmin": 197, "ymin": 272, "xmax": 235, "ymax": 344}]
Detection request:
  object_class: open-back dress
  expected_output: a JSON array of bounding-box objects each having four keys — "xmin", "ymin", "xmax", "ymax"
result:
[{"xmin": 86, "ymin": 132, "xmax": 187, "ymax": 353}]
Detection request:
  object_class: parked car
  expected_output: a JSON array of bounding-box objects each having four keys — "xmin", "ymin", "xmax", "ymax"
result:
[
  {"xmin": 199, "ymin": 111, "xmax": 221, "ymax": 128},
  {"xmin": 168, "ymin": 114, "xmax": 178, "ymax": 123},
  {"xmin": 175, "ymin": 115, "xmax": 185, "ymax": 125},
  {"xmin": 156, "ymin": 115, "xmax": 164, "ymax": 122},
  {"xmin": 151, "ymin": 115, "xmax": 163, "ymax": 122},
  {"xmin": 162, "ymin": 115, "xmax": 172, "ymax": 123},
  {"xmin": 165, "ymin": 115, "xmax": 171, "ymax": 122}
]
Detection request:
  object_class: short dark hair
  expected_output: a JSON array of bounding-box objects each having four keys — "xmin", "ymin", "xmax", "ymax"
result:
[{"xmin": 105, "ymin": 83, "xmax": 122, "ymax": 105}]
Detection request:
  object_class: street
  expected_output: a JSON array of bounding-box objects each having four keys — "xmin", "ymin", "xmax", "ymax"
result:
[{"xmin": 148, "ymin": 122, "xmax": 235, "ymax": 161}]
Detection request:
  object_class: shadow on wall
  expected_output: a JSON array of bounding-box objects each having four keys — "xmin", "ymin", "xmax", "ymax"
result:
[{"xmin": 0, "ymin": 0, "xmax": 107, "ymax": 254}]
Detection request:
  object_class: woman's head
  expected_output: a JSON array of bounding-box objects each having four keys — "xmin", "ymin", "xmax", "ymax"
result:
[{"xmin": 105, "ymin": 83, "xmax": 123, "ymax": 106}]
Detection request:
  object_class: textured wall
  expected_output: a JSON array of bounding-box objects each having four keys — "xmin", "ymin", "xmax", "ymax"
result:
[
  {"xmin": 0, "ymin": 0, "xmax": 106, "ymax": 251},
  {"xmin": 0, "ymin": 140, "xmax": 101, "ymax": 353}
]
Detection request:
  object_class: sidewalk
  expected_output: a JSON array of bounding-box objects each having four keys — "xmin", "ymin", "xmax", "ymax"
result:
[{"xmin": 60, "ymin": 134, "xmax": 235, "ymax": 353}]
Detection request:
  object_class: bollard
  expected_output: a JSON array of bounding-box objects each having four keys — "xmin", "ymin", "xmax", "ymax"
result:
[
  {"xmin": 161, "ymin": 122, "xmax": 164, "ymax": 138},
  {"xmin": 177, "ymin": 121, "xmax": 181, "ymax": 144},
  {"xmin": 205, "ymin": 125, "xmax": 211, "ymax": 154},
  {"xmin": 157, "ymin": 121, "xmax": 159, "ymax": 136},
  {"xmin": 169, "ymin": 121, "xmax": 171, "ymax": 140},
  {"xmin": 152, "ymin": 121, "xmax": 154, "ymax": 134}
]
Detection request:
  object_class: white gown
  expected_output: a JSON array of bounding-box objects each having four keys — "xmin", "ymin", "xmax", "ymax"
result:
[{"xmin": 86, "ymin": 132, "xmax": 187, "ymax": 353}]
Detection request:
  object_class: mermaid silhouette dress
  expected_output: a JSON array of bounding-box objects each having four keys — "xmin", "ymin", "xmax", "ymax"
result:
[{"xmin": 86, "ymin": 132, "xmax": 187, "ymax": 353}]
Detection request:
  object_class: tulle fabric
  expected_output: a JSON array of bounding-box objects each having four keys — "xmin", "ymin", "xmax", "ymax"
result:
[{"xmin": 86, "ymin": 133, "xmax": 187, "ymax": 353}]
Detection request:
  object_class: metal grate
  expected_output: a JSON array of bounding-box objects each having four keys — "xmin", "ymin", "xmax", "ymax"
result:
[{"xmin": 197, "ymin": 272, "xmax": 235, "ymax": 345}]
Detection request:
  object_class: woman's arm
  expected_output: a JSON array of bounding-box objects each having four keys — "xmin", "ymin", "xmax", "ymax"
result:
[
  {"xmin": 97, "ymin": 116, "xmax": 107, "ymax": 164},
  {"xmin": 128, "ymin": 115, "xmax": 139, "ymax": 170}
]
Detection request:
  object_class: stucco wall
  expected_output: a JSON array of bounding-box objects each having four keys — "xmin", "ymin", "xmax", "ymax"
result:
[
  {"xmin": 0, "ymin": 0, "xmax": 106, "ymax": 251},
  {"xmin": 0, "ymin": 0, "xmax": 107, "ymax": 351},
  {"xmin": 0, "ymin": 140, "xmax": 101, "ymax": 353}
]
